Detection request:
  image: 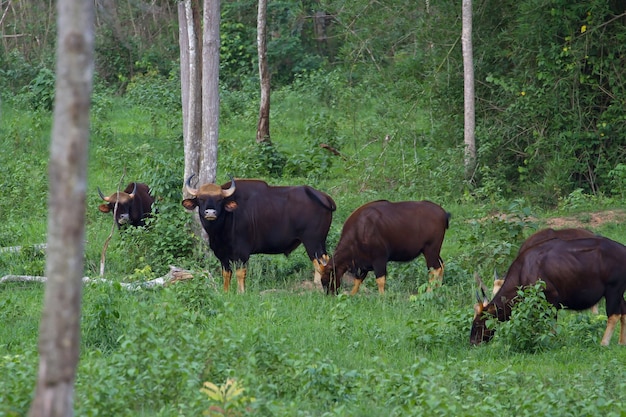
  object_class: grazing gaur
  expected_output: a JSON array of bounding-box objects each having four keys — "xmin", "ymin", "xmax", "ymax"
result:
[
  {"xmin": 470, "ymin": 236, "xmax": 626, "ymax": 346},
  {"xmin": 483, "ymin": 228, "xmax": 598, "ymax": 312},
  {"xmin": 181, "ymin": 175, "xmax": 336, "ymax": 293},
  {"xmin": 320, "ymin": 200, "xmax": 451, "ymax": 295},
  {"xmin": 98, "ymin": 182, "xmax": 155, "ymax": 228}
]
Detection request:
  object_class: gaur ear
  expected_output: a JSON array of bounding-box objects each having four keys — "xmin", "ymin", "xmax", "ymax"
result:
[
  {"xmin": 181, "ymin": 199, "xmax": 198, "ymax": 210},
  {"xmin": 492, "ymin": 279, "xmax": 504, "ymax": 295},
  {"xmin": 98, "ymin": 204, "xmax": 111, "ymax": 213},
  {"xmin": 474, "ymin": 303, "xmax": 484, "ymax": 316},
  {"xmin": 225, "ymin": 201, "xmax": 238, "ymax": 212}
]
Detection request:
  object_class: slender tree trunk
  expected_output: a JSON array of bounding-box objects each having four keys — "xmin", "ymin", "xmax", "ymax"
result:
[
  {"xmin": 28, "ymin": 0, "xmax": 94, "ymax": 415},
  {"xmin": 256, "ymin": 0, "xmax": 271, "ymax": 144},
  {"xmin": 201, "ymin": 0, "xmax": 220, "ymax": 184},
  {"xmin": 462, "ymin": 0, "xmax": 476, "ymax": 180},
  {"xmin": 180, "ymin": 0, "xmax": 202, "ymax": 194}
]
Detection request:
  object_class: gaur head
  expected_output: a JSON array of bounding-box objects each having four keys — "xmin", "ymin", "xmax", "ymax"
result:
[
  {"xmin": 98, "ymin": 182, "xmax": 137, "ymax": 227},
  {"xmin": 469, "ymin": 289, "xmax": 496, "ymax": 345},
  {"xmin": 181, "ymin": 175, "xmax": 237, "ymax": 221}
]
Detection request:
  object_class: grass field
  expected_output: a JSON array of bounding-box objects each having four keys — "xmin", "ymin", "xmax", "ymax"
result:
[{"xmin": 1, "ymin": 89, "xmax": 626, "ymax": 416}]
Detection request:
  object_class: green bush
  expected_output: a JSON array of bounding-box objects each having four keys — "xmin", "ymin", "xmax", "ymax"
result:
[
  {"xmin": 470, "ymin": 0, "xmax": 626, "ymax": 202},
  {"xmin": 0, "ymin": 351, "xmax": 38, "ymax": 415},
  {"xmin": 0, "ymin": 50, "xmax": 43, "ymax": 96},
  {"xmin": 493, "ymin": 280, "xmax": 558, "ymax": 353},
  {"xmin": 27, "ymin": 68, "xmax": 55, "ymax": 111},
  {"xmin": 124, "ymin": 69, "xmax": 181, "ymax": 112}
]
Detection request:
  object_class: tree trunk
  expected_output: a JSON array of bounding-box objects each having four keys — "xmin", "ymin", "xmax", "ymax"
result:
[
  {"xmin": 462, "ymin": 0, "xmax": 476, "ymax": 181},
  {"xmin": 180, "ymin": 0, "xmax": 202, "ymax": 195},
  {"xmin": 201, "ymin": 0, "xmax": 220, "ymax": 184},
  {"xmin": 28, "ymin": 0, "xmax": 94, "ymax": 415},
  {"xmin": 256, "ymin": 0, "xmax": 271, "ymax": 144}
]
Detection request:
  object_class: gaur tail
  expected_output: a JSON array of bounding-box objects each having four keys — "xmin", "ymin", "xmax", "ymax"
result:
[{"xmin": 445, "ymin": 212, "xmax": 452, "ymax": 229}]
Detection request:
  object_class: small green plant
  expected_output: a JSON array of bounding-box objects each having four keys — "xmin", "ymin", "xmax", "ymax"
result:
[
  {"xmin": 494, "ymin": 280, "xmax": 558, "ymax": 353},
  {"xmin": 608, "ymin": 163, "xmax": 626, "ymax": 199},
  {"xmin": 22, "ymin": 67, "xmax": 55, "ymax": 111},
  {"xmin": 201, "ymin": 378, "xmax": 255, "ymax": 417},
  {"xmin": 329, "ymin": 294, "xmax": 350, "ymax": 335}
]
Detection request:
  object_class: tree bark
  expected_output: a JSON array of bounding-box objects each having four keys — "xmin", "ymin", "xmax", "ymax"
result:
[
  {"xmin": 201, "ymin": 0, "xmax": 220, "ymax": 184},
  {"xmin": 180, "ymin": 0, "xmax": 202, "ymax": 196},
  {"xmin": 256, "ymin": 0, "xmax": 271, "ymax": 144},
  {"xmin": 462, "ymin": 0, "xmax": 476, "ymax": 181},
  {"xmin": 28, "ymin": 0, "xmax": 94, "ymax": 415}
]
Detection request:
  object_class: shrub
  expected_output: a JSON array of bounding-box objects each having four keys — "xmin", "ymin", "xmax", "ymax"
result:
[
  {"xmin": 22, "ymin": 67, "xmax": 56, "ymax": 111},
  {"xmin": 493, "ymin": 280, "xmax": 558, "ymax": 353},
  {"xmin": 124, "ymin": 69, "xmax": 181, "ymax": 112}
]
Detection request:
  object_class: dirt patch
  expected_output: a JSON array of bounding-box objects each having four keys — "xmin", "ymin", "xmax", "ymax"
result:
[{"xmin": 545, "ymin": 209, "xmax": 626, "ymax": 229}]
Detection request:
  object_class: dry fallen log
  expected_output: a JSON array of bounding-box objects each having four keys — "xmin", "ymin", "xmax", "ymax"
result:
[
  {"xmin": 0, "ymin": 244, "xmax": 47, "ymax": 254},
  {"xmin": 0, "ymin": 265, "xmax": 198, "ymax": 290}
]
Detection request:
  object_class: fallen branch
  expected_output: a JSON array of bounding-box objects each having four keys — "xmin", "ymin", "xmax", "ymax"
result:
[
  {"xmin": 319, "ymin": 143, "xmax": 347, "ymax": 160},
  {"xmin": 1, "ymin": 265, "xmax": 199, "ymax": 290},
  {"xmin": 0, "ymin": 244, "xmax": 47, "ymax": 254}
]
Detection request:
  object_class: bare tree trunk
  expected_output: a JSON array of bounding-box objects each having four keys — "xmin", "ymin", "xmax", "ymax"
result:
[
  {"xmin": 201, "ymin": 0, "xmax": 220, "ymax": 184},
  {"xmin": 256, "ymin": 0, "xmax": 271, "ymax": 144},
  {"xmin": 28, "ymin": 0, "xmax": 94, "ymax": 415},
  {"xmin": 462, "ymin": 0, "xmax": 476, "ymax": 180},
  {"xmin": 180, "ymin": 0, "xmax": 202, "ymax": 195},
  {"xmin": 178, "ymin": 1, "xmax": 190, "ymax": 146}
]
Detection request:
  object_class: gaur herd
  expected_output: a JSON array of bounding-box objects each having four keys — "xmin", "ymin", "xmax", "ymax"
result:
[{"xmin": 97, "ymin": 176, "xmax": 626, "ymax": 346}]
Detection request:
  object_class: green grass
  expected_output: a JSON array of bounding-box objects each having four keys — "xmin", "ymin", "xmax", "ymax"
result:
[
  {"xmin": 2, "ymin": 82, "xmax": 626, "ymax": 416},
  {"xmin": 2, "ymin": 284, "xmax": 625, "ymax": 416}
]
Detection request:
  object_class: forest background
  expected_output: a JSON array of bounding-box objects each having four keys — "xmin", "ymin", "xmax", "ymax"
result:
[
  {"xmin": 1, "ymin": 0, "xmax": 626, "ymax": 416},
  {"xmin": 3, "ymin": 0, "xmax": 626, "ymax": 204}
]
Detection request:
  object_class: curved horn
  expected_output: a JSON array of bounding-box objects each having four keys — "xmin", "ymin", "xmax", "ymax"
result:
[
  {"xmin": 128, "ymin": 182, "xmax": 138, "ymax": 198},
  {"xmin": 493, "ymin": 268, "xmax": 500, "ymax": 280},
  {"xmin": 97, "ymin": 187, "xmax": 110, "ymax": 202},
  {"xmin": 184, "ymin": 174, "xmax": 198, "ymax": 196},
  {"xmin": 222, "ymin": 175, "xmax": 236, "ymax": 198},
  {"xmin": 476, "ymin": 289, "xmax": 489, "ymax": 308},
  {"xmin": 474, "ymin": 272, "xmax": 490, "ymax": 294}
]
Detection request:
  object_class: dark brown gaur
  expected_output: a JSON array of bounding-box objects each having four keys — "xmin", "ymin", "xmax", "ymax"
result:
[
  {"xmin": 320, "ymin": 200, "xmax": 451, "ymax": 295},
  {"xmin": 181, "ymin": 175, "xmax": 336, "ymax": 293},
  {"xmin": 98, "ymin": 182, "xmax": 154, "ymax": 227},
  {"xmin": 488, "ymin": 228, "xmax": 599, "ymax": 311},
  {"xmin": 470, "ymin": 236, "xmax": 626, "ymax": 346}
]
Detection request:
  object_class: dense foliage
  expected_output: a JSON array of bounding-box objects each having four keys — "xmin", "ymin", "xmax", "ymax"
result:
[
  {"xmin": 1, "ymin": 0, "xmax": 625, "ymax": 202},
  {"xmin": 472, "ymin": 0, "xmax": 626, "ymax": 204}
]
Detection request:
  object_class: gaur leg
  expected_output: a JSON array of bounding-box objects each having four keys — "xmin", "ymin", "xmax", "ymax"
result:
[
  {"xmin": 426, "ymin": 258, "xmax": 445, "ymax": 291},
  {"xmin": 619, "ymin": 299, "xmax": 626, "ymax": 345},
  {"xmin": 349, "ymin": 270, "xmax": 368, "ymax": 295},
  {"xmin": 603, "ymin": 292, "xmax": 625, "ymax": 345},
  {"xmin": 312, "ymin": 254, "xmax": 330, "ymax": 289},
  {"xmin": 601, "ymin": 314, "xmax": 620, "ymax": 346},
  {"xmin": 619, "ymin": 315, "xmax": 626, "ymax": 345},
  {"xmin": 375, "ymin": 276, "xmax": 386, "ymax": 294},
  {"xmin": 372, "ymin": 261, "xmax": 388, "ymax": 294},
  {"xmin": 236, "ymin": 267, "xmax": 247, "ymax": 294},
  {"xmin": 222, "ymin": 269, "xmax": 232, "ymax": 292},
  {"xmin": 350, "ymin": 278, "xmax": 363, "ymax": 295}
]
